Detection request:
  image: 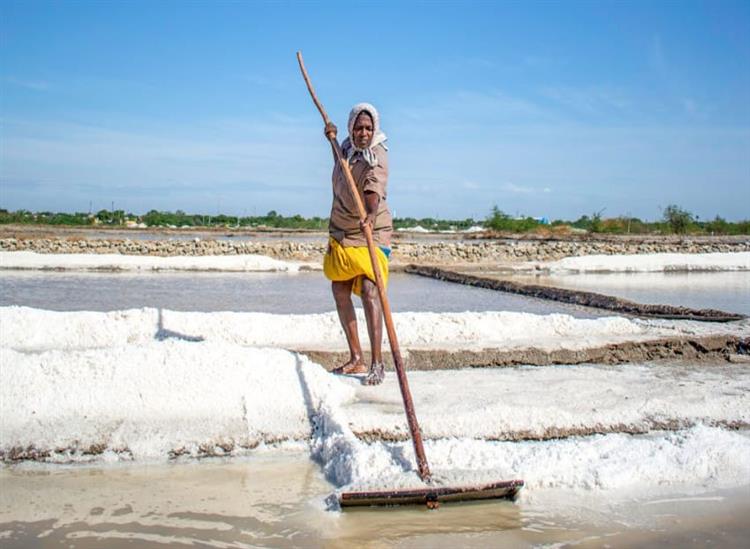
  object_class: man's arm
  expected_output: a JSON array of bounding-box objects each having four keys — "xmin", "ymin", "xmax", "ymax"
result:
[{"xmin": 362, "ymin": 191, "xmax": 380, "ymax": 229}]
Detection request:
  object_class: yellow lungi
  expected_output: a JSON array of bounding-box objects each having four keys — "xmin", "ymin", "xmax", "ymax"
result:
[{"xmin": 323, "ymin": 237, "xmax": 389, "ymax": 296}]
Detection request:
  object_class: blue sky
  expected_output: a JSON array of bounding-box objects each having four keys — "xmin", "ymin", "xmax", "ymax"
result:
[{"xmin": 1, "ymin": 0, "xmax": 748, "ymax": 221}]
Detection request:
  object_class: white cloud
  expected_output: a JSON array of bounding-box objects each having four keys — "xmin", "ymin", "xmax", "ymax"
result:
[
  {"xmin": 4, "ymin": 77, "xmax": 50, "ymax": 91},
  {"xmin": 0, "ymin": 115, "xmax": 334, "ymax": 215},
  {"xmin": 394, "ymin": 88, "xmax": 555, "ymax": 127},
  {"xmin": 4, "ymin": 109, "xmax": 749, "ymax": 221},
  {"xmin": 503, "ymin": 182, "xmax": 534, "ymax": 194},
  {"xmin": 541, "ymin": 85, "xmax": 631, "ymax": 116},
  {"xmin": 502, "ymin": 182, "xmax": 552, "ymax": 195}
]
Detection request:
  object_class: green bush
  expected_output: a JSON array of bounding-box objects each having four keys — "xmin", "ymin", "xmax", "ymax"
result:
[
  {"xmin": 393, "ymin": 216, "xmax": 478, "ymax": 231},
  {"xmin": 571, "ymin": 209, "xmax": 606, "ymax": 233},
  {"xmin": 485, "ymin": 206, "xmax": 540, "ymax": 232},
  {"xmin": 662, "ymin": 204, "xmax": 695, "ymax": 234}
]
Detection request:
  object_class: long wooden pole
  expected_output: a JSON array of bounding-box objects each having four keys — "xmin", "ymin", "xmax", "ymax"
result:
[{"xmin": 296, "ymin": 51, "xmax": 431, "ymax": 482}]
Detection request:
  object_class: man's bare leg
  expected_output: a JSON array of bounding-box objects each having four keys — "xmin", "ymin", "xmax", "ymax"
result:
[
  {"xmin": 361, "ymin": 277, "xmax": 385, "ymax": 385},
  {"xmin": 332, "ymin": 279, "xmax": 367, "ymax": 374}
]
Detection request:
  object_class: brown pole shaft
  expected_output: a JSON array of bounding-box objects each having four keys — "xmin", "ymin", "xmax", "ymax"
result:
[{"xmin": 296, "ymin": 51, "xmax": 431, "ymax": 482}]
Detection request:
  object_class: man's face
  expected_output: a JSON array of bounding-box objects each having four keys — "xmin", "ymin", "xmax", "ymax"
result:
[{"xmin": 352, "ymin": 112, "xmax": 374, "ymax": 149}]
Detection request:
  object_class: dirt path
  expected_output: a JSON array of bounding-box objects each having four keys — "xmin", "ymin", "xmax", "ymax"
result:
[{"xmin": 302, "ymin": 334, "xmax": 749, "ymax": 371}]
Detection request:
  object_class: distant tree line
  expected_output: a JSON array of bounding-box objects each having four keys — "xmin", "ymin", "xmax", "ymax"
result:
[
  {"xmin": 139, "ymin": 209, "xmax": 331, "ymax": 230},
  {"xmin": 485, "ymin": 204, "xmax": 750, "ymax": 235},
  {"xmin": 0, "ymin": 205, "xmax": 748, "ymax": 235},
  {"xmin": 392, "ymin": 217, "xmax": 478, "ymax": 231}
]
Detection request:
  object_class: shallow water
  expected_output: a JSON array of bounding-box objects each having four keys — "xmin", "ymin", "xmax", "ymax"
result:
[
  {"xmin": 1, "ymin": 454, "xmax": 748, "ymax": 548},
  {"xmin": 499, "ymin": 271, "xmax": 750, "ymax": 315},
  {"xmin": 0, "ymin": 271, "xmax": 603, "ymax": 317}
]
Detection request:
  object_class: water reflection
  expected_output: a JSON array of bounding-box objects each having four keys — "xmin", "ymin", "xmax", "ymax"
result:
[
  {"xmin": 0, "ymin": 271, "xmax": 603, "ymax": 317},
  {"xmin": 2, "ymin": 455, "xmax": 748, "ymax": 548},
  {"xmin": 0, "ymin": 457, "xmax": 528, "ymax": 549},
  {"xmin": 495, "ymin": 271, "xmax": 750, "ymax": 316}
]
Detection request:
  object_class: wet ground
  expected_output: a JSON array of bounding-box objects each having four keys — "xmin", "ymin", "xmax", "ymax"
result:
[{"xmin": 2, "ymin": 454, "xmax": 748, "ymax": 549}]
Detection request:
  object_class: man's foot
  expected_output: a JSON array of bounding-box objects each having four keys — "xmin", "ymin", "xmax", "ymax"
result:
[
  {"xmin": 332, "ymin": 358, "xmax": 367, "ymax": 375},
  {"xmin": 363, "ymin": 362, "xmax": 385, "ymax": 385}
]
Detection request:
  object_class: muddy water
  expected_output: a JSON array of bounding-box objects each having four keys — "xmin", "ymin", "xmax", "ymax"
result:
[
  {"xmin": 2, "ymin": 454, "xmax": 748, "ymax": 548},
  {"xmin": 0, "ymin": 271, "xmax": 603, "ymax": 317}
]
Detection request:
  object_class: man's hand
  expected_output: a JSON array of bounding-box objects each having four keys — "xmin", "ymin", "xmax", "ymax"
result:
[
  {"xmin": 325, "ymin": 122, "xmax": 337, "ymax": 140},
  {"xmin": 359, "ymin": 213, "xmax": 376, "ymax": 232}
]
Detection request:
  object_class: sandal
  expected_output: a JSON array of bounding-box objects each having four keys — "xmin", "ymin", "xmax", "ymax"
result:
[{"xmin": 332, "ymin": 361, "xmax": 368, "ymax": 375}]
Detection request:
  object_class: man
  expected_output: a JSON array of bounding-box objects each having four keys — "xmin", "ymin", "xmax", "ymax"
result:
[{"xmin": 323, "ymin": 103, "xmax": 393, "ymax": 386}]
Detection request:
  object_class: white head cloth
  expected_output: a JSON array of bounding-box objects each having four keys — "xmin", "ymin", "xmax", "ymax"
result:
[{"xmin": 342, "ymin": 102, "xmax": 388, "ymax": 167}]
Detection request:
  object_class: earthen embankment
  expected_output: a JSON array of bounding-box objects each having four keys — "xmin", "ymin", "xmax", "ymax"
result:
[{"xmin": 1, "ymin": 232, "xmax": 748, "ymax": 265}]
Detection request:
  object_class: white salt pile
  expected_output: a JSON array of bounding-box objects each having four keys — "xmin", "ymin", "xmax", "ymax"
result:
[
  {"xmin": 0, "ymin": 251, "xmax": 306, "ymax": 272},
  {"xmin": 2, "ymin": 304, "xmax": 748, "ymax": 500},
  {"xmin": 4, "ymin": 306, "xmax": 746, "ymax": 354},
  {"xmin": 542, "ymin": 251, "xmax": 750, "ymax": 273},
  {"xmin": 2, "ymin": 334, "xmax": 749, "ymax": 500},
  {"xmin": 1, "ymin": 342, "xmax": 350, "ymax": 461}
]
